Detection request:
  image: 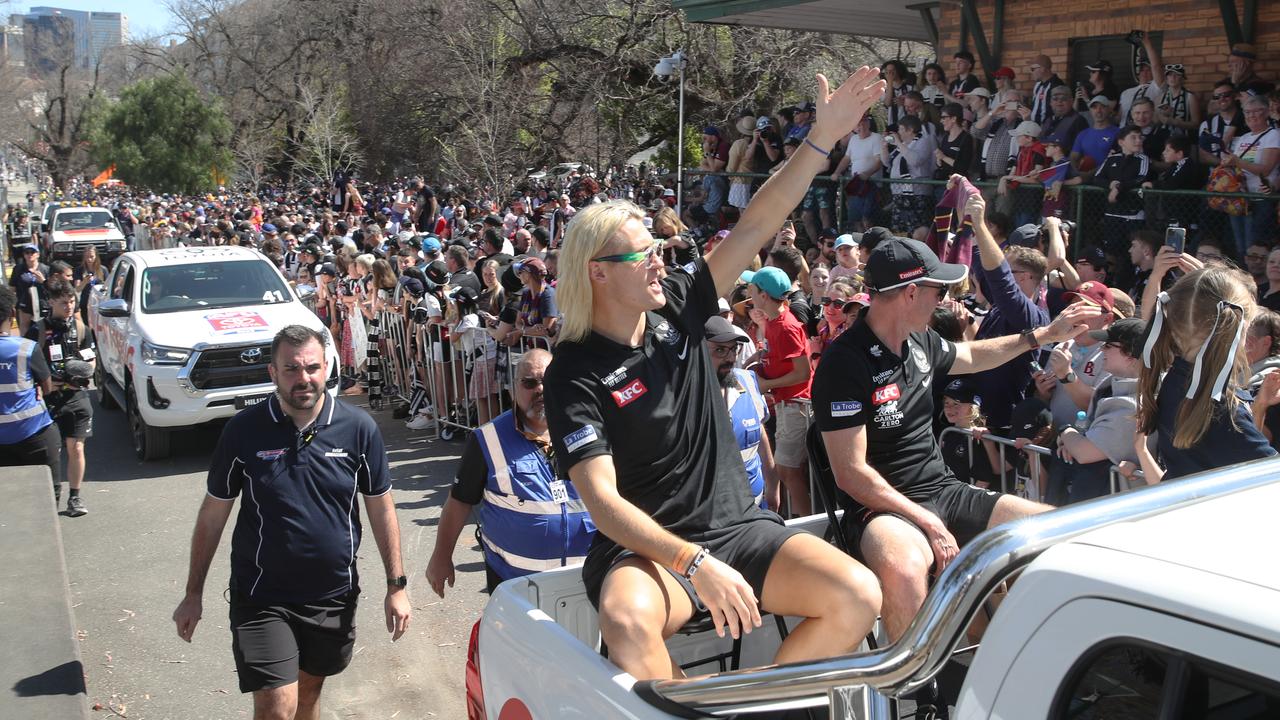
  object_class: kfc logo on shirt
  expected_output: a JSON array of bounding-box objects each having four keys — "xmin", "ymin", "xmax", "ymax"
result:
[
  {"xmin": 612, "ymin": 379, "xmax": 648, "ymax": 407},
  {"xmin": 872, "ymin": 383, "xmax": 901, "ymax": 405}
]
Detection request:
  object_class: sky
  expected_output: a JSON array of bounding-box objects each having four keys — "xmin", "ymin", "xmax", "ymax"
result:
[{"xmin": 10, "ymin": 0, "xmax": 177, "ymax": 39}]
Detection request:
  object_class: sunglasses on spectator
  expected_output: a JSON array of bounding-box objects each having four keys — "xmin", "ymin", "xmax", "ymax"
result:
[
  {"xmin": 591, "ymin": 240, "xmax": 663, "ymax": 267},
  {"xmin": 517, "ymin": 375, "xmax": 544, "ymax": 389},
  {"xmin": 917, "ymin": 283, "xmax": 949, "ymax": 300}
]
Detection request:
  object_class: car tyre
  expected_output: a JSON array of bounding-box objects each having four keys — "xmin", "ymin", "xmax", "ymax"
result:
[
  {"xmin": 95, "ymin": 354, "xmax": 118, "ymax": 410},
  {"xmin": 126, "ymin": 383, "xmax": 170, "ymax": 461}
]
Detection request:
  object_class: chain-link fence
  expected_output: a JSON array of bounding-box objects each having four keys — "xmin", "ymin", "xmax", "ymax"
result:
[{"xmin": 683, "ymin": 169, "xmax": 1277, "ymax": 264}]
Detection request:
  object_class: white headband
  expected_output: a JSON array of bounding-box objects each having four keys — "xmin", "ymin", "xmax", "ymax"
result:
[
  {"xmin": 1141, "ymin": 292, "xmax": 1170, "ymax": 368},
  {"xmin": 1187, "ymin": 301, "xmax": 1245, "ymax": 402}
]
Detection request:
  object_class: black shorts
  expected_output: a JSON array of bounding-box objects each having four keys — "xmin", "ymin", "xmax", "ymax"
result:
[
  {"xmin": 47, "ymin": 391, "xmax": 92, "ymax": 439},
  {"xmin": 229, "ymin": 591, "xmax": 358, "ymax": 693},
  {"xmin": 585, "ymin": 511, "xmax": 805, "ymax": 610},
  {"xmin": 844, "ymin": 479, "xmax": 1003, "ymax": 557}
]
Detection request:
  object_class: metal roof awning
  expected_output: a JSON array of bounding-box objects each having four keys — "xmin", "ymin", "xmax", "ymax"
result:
[{"xmin": 672, "ymin": 0, "xmax": 937, "ymax": 43}]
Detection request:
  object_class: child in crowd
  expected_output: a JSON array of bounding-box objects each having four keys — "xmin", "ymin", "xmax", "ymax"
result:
[{"xmin": 939, "ymin": 378, "xmax": 1000, "ymax": 489}]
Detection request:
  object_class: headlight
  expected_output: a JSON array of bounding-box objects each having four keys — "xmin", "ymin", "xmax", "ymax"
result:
[
  {"xmin": 109, "ymin": 240, "xmax": 126, "ymax": 250},
  {"xmin": 54, "ymin": 242, "xmax": 71, "ymax": 252},
  {"xmin": 141, "ymin": 341, "xmax": 191, "ymax": 366}
]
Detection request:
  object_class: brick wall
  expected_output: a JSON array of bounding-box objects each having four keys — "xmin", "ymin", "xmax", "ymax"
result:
[{"xmin": 934, "ymin": 0, "xmax": 1279, "ymax": 97}]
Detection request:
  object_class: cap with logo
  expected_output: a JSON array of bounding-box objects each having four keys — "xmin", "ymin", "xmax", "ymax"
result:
[
  {"xmin": 1078, "ymin": 246, "xmax": 1108, "ymax": 269},
  {"xmin": 1086, "ymin": 59, "xmax": 1114, "ymax": 73},
  {"xmin": 864, "ymin": 237, "xmax": 968, "ymax": 292},
  {"xmin": 739, "ymin": 266, "xmax": 792, "ymax": 300},
  {"xmin": 1065, "ymin": 281, "xmax": 1122, "ymax": 316},
  {"xmin": 943, "ymin": 377, "xmax": 981, "ymax": 405},
  {"xmin": 704, "ymin": 316, "xmax": 749, "ymax": 343}
]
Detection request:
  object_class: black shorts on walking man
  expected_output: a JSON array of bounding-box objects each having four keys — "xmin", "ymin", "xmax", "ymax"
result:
[{"xmin": 173, "ymin": 325, "xmax": 411, "ymax": 720}]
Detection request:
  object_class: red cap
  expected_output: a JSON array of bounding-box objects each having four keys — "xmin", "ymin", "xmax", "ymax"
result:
[
  {"xmin": 1065, "ymin": 281, "xmax": 1121, "ymax": 316},
  {"xmin": 993, "ymin": 66, "xmax": 1016, "ymax": 79}
]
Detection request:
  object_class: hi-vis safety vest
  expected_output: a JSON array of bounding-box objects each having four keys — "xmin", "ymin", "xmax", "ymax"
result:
[
  {"xmin": 0, "ymin": 336, "xmax": 53, "ymax": 444},
  {"xmin": 727, "ymin": 368, "xmax": 769, "ymax": 508},
  {"xmin": 476, "ymin": 410, "xmax": 595, "ymax": 581}
]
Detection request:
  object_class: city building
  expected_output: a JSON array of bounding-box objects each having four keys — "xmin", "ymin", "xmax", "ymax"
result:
[{"xmin": 13, "ymin": 6, "xmax": 127, "ymax": 71}]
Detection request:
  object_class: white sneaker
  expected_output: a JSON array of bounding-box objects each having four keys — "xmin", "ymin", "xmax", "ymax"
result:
[{"xmin": 405, "ymin": 414, "xmax": 434, "ymax": 430}]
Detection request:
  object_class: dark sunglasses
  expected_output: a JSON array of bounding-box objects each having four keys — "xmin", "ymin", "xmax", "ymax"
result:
[{"xmin": 518, "ymin": 376, "xmax": 544, "ymax": 389}]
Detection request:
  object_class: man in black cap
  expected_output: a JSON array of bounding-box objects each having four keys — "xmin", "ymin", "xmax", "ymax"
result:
[{"xmin": 811, "ymin": 236, "xmax": 1098, "ymax": 651}]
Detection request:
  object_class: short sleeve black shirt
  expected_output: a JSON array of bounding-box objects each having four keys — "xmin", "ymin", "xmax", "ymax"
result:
[
  {"xmin": 545, "ymin": 259, "xmax": 761, "ymax": 581},
  {"xmin": 206, "ymin": 393, "xmax": 391, "ymax": 603},
  {"xmin": 811, "ymin": 315, "xmax": 958, "ymax": 501},
  {"xmin": 450, "ymin": 433, "xmax": 487, "ymax": 505}
]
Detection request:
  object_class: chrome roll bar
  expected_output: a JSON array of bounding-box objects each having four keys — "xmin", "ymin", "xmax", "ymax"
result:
[{"xmin": 636, "ymin": 457, "xmax": 1280, "ymax": 716}]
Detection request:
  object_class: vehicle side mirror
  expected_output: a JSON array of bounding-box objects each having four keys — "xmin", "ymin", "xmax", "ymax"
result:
[{"xmin": 97, "ymin": 298, "xmax": 129, "ymax": 317}]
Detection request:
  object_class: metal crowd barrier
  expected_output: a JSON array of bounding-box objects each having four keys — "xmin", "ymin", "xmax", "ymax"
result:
[{"xmin": 939, "ymin": 426, "xmax": 1143, "ymax": 502}]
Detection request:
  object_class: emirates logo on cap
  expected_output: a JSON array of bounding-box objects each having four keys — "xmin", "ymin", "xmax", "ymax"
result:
[{"xmin": 898, "ymin": 267, "xmax": 925, "ymax": 280}]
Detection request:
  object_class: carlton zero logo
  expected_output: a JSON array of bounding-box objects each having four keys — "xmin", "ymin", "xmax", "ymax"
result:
[
  {"xmin": 611, "ymin": 378, "xmax": 648, "ymax": 407},
  {"xmin": 872, "ymin": 383, "xmax": 901, "ymax": 405}
]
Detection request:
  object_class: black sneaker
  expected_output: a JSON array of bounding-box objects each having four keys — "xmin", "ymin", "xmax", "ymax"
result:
[{"xmin": 66, "ymin": 495, "xmax": 87, "ymax": 517}]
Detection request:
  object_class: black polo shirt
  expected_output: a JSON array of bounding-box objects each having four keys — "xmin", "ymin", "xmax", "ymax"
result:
[
  {"xmin": 207, "ymin": 392, "xmax": 391, "ymax": 604},
  {"xmin": 812, "ymin": 315, "xmax": 958, "ymax": 501},
  {"xmin": 545, "ymin": 259, "xmax": 760, "ymax": 582}
]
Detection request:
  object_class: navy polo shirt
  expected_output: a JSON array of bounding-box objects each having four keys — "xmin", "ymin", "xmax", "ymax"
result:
[
  {"xmin": 207, "ymin": 392, "xmax": 391, "ymax": 603},
  {"xmin": 1155, "ymin": 358, "xmax": 1276, "ymax": 480}
]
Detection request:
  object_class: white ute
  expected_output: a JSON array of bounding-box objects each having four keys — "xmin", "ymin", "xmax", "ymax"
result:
[
  {"xmin": 89, "ymin": 246, "xmax": 338, "ymax": 460},
  {"xmin": 468, "ymin": 459, "xmax": 1280, "ymax": 719}
]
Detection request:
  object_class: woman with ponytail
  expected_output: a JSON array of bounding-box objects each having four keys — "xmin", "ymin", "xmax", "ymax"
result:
[{"xmin": 1134, "ymin": 266, "xmax": 1276, "ymax": 482}]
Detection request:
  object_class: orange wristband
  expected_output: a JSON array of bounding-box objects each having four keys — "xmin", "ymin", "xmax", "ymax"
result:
[{"xmin": 672, "ymin": 544, "xmax": 697, "ymax": 575}]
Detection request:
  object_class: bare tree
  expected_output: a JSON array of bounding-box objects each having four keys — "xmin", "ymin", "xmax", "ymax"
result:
[
  {"xmin": 231, "ymin": 124, "xmax": 280, "ymax": 191},
  {"xmin": 10, "ymin": 62, "xmax": 102, "ymax": 189},
  {"xmin": 288, "ymin": 84, "xmax": 363, "ymax": 185}
]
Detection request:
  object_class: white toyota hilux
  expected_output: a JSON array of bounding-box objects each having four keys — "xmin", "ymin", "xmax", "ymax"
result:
[{"xmin": 89, "ymin": 246, "xmax": 338, "ymax": 460}]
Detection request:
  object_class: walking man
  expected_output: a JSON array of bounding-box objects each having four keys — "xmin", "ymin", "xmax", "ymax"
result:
[{"xmin": 173, "ymin": 325, "xmax": 411, "ymax": 720}]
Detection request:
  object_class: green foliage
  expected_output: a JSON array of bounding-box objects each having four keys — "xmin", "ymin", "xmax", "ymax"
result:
[
  {"xmin": 652, "ymin": 124, "xmax": 704, "ymax": 172},
  {"xmin": 89, "ymin": 74, "xmax": 232, "ymax": 193}
]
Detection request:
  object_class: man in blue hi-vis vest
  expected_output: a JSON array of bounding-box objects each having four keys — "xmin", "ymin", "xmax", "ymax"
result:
[
  {"xmin": 704, "ymin": 316, "xmax": 778, "ymax": 511},
  {"xmin": 0, "ymin": 285, "xmax": 62, "ymax": 491},
  {"xmin": 426, "ymin": 348, "xmax": 595, "ymax": 595}
]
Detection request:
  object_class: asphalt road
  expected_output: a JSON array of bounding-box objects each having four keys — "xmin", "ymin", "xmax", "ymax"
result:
[{"xmin": 60, "ymin": 395, "xmax": 486, "ymax": 719}]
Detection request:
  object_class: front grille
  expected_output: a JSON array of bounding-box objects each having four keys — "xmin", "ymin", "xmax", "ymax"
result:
[{"xmin": 190, "ymin": 343, "xmax": 272, "ymax": 390}]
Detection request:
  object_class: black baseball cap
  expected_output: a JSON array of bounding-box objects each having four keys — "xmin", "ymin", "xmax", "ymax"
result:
[
  {"xmin": 425, "ymin": 260, "xmax": 449, "ymax": 286},
  {"xmin": 859, "ymin": 226, "xmax": 894, "ymax": 254},
  {"xmin": 1077, "ymin": 246, "xmax": 1108, "ymax": 269},
  {"xmin": 1086, "ymin": 59, "xmax": 1113, "ymax": 73},
  {"xmin": 704, "ymin": 316, "xmax": 748, "ymax": 343},
  {"xmin": 865, "ymin": 237, "xmax": 968, "ymax": 292},
  {"xmin": 1088, "ymin": 317, "xmax": 1147, "ymax": 357},
  {"xmin": 1009, "ymin": 397, "xmax": 1054, "ymax": 441},
  {"xmin": 1006, "ymin": 223, "xmax": 1042, "ymax": 248},
  {"xmin": 943, "ymin": 377, "xmax": 981, "ymax": 405}
]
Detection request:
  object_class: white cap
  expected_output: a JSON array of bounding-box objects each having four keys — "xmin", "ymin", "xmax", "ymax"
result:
[
  {"xmin": 1010, "ymin": 121, "xmax": 1042, "ymax": 138},
  {"xmin": 717, "ymin": 297, "xmax": 732, "ymax": 313},
  {"xmin": 1088, "ymin": 95, "xmax": 1115, "ymax": 108}
]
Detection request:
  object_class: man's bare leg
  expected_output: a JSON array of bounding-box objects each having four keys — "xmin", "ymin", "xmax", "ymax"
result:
[
  {"xmin": 597, "ymin": 557, "xmax": 696, "ymax": 681},
  {"xmin": 760, "ymin": 533, "xmax": 881, "ymax": 663},
  {"xmin": 859, "ymin": 515, "xmax": 933, "ymax": 642},
  {"xmin": 295, "ymin": 671, "xmax": 325, "ymax": 720}
]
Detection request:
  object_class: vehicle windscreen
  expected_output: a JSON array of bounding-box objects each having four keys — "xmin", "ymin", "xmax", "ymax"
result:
[
  {"xmin": 54, "ymin": 211, "xmax": 116, "ymax": 232},
  {"xmin": 141, "ymin": 260, "xmax": 292, "ymax": 314}
]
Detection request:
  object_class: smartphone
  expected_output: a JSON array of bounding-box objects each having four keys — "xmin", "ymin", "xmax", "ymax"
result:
[
  {"xmin": 1165, "ymin": 225, "xmax": 1187, "ymax": 254},
  {"xmin": 1006, "ymin": 101, "xmax": 1018, "ymax": 111}
]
